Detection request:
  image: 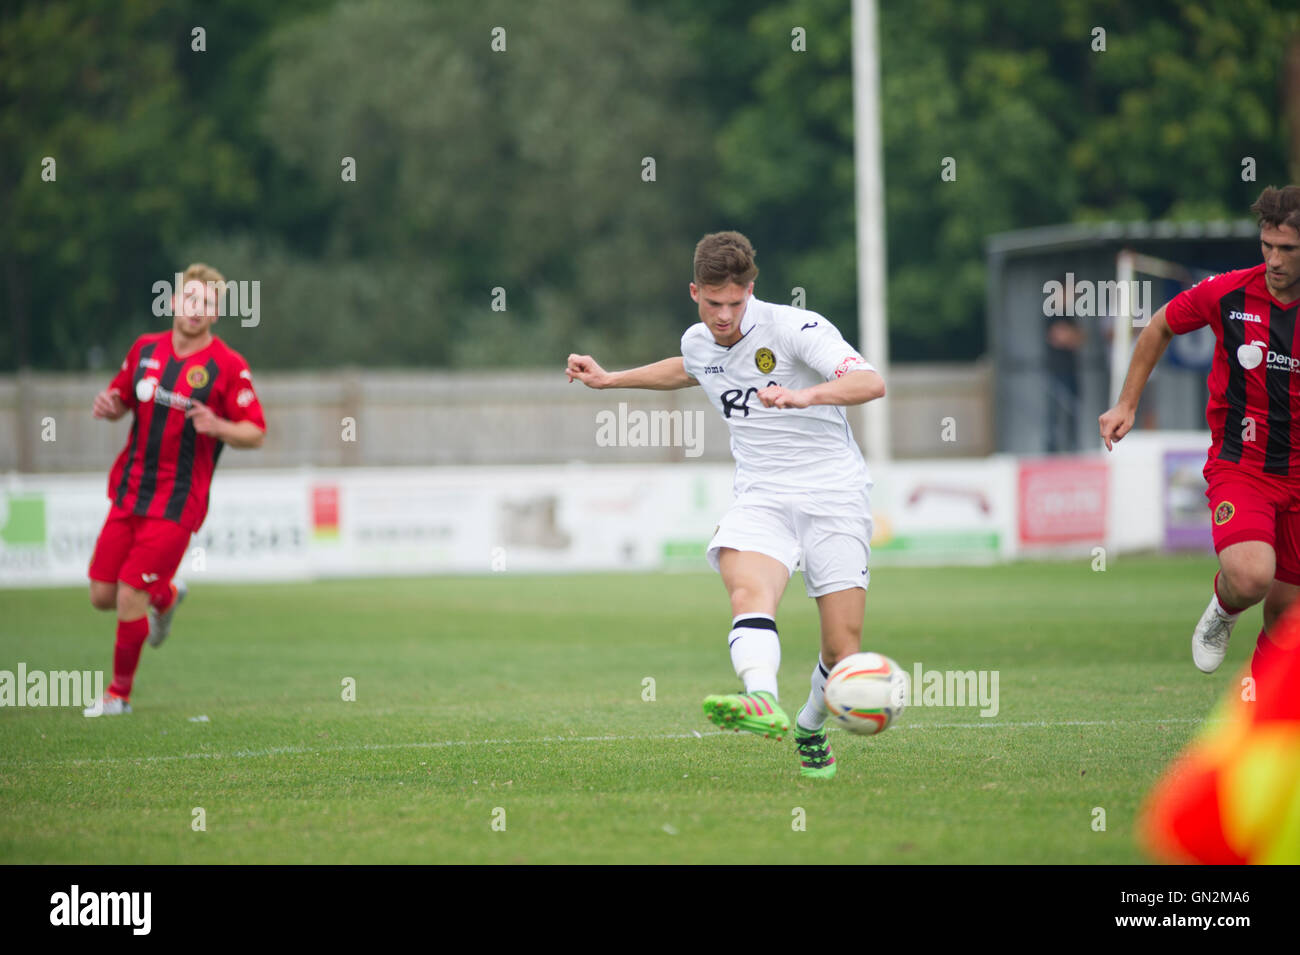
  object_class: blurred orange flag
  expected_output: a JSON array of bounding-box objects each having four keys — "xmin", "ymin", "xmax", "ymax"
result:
[{"xmin": 1141, "ymin": 616, "xmax": 1300, "ymax": 864}]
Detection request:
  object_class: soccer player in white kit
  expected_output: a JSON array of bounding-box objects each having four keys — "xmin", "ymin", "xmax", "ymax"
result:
[{"xmin": 566, "ymin": 232, "xmax": 886, "ymax": 778}]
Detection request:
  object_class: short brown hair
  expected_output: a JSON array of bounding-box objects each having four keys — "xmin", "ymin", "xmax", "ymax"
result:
[
  {"xmin": 693, "ymin": 231, "xmax": 758, "ymax": 286},
  {"xmin": 1251, "ymin": 186, "xmax": 1300, "ymax": 233}
]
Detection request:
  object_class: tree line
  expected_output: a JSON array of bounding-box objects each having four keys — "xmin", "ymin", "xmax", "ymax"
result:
[{"xmin": 3, "ymin": 0, "xmax": 1296, "ymax": 372}]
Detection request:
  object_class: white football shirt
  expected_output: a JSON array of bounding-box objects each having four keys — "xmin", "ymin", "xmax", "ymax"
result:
[{"xmin": 680, "ymin": 297, "xmax": 875, "ymax": 495}]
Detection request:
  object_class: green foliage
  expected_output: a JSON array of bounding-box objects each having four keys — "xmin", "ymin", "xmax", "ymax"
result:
[
  {"xmin": 194, "ymin": 0, "xmax": 713, "ymax": 371},
  {"xmin": 0, "ymin": 0, "xmax": 261, "ymax": 368},
  {"xmin": 707, "ymin": 0, "xmax": 1296, "ymax": 359},
  {"xmin": 3, "ymin": 0, "xmax": 1298, "ymax": 369}
]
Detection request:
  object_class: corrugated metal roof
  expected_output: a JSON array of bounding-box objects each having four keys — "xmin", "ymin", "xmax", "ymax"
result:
[{"xmin": 986, "ymin": 219, "xmax": 1258, "ymax": 256}]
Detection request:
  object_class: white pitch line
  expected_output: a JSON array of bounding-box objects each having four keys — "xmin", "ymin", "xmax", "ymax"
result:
[
  {"xmin": 897, "ymin": 716, "xmax": 1214, "ymax": 730},
  {"xmin": 13, "ymin": 731, "xmax": 730, "ymax": 768},
  {"xmin": 0, "ymin": 716, "xmax": 1213, "ymax": 769}
]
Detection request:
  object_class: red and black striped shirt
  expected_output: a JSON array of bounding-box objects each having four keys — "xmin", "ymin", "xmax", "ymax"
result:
[
  {"xmin": 105, "ymin": 332, "xmax": 266, "ymax": 531},
  {"xmin": 1167, "ymin": 264, "xmax": 1300, "ymax": 476}
]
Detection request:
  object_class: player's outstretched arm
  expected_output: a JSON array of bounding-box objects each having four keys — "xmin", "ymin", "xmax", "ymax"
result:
[
  {"xmin": 758, "ymin": 369, "xmax": 885, "ymax": 409},
  {"xmin": 566, "ymin": 354, "xmax": 698, "ymax": 390},
  {"xmin": 1098, "ymin": 304, "xmax": 1174, "ymax": 451}
]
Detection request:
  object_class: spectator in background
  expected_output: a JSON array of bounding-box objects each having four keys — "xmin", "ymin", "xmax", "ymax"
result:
[{"xmin": 1045, "ymin": 315, "xmax": 1084, "ymax": 452}]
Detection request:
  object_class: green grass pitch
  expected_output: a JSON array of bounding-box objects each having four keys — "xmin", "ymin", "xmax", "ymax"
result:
[{"xmin": 0, "ymin": 555, "xmax": 1242, "ymax": 863}]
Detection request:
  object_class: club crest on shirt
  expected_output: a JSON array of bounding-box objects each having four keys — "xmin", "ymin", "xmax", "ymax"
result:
[
  {"xmin": 186, "ymin": 366, "xmax": 209, "ymax": 389},
  {"xmin": 755, "ymin": 348, "xmax": 776, "ymax": 373},
  {"xmin": 1214, "ymin": 501, "xmax": 1234, "ymax": 525}
]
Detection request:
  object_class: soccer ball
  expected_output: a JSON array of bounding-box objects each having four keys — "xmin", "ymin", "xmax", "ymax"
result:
[{"xmin": 823, "ymin": 652, "xmax": 909, "ymax": 735}]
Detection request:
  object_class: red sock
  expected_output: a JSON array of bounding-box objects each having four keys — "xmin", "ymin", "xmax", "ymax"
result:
[
  {"xmin": 108, "ymin": 617, "xmax": 149, "ymax": 700},
  {"xmin": 150, "ymin": 580, "xmax": 176, "ymax": 613},
  {"xmin": 1213, "ymin": 572, "xmax": 1246, "ymax": 615},
  {"xmin": 1252, "ymin": 628, "xmax": 1280, "ymax": 685}
]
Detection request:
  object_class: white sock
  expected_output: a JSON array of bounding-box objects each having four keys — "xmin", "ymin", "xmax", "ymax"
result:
[
  {"xmin": 1212, "ymin": 592, "xmax": 1242, "ymax": 620},
  {"xmin": 797, "ymin": 658, "xmax": 830, "ymax": 731},
  {"xmin": 729, "ymin": 614, "xmax": 780, "ymax": 697}
]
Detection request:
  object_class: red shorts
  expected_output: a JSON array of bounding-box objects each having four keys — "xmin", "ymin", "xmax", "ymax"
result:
[
  {"xmin": 88, "ymin": 506, "xmax": 192, "ymax": 592},
  {"xmin": 1204, "ymin": 460, "xmax": 1300, "ymax": 585}
]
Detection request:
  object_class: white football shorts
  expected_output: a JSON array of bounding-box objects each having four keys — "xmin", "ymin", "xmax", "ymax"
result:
[{"xmin": 706, "ymin": 488, "xmax": 872, "ymax": 598}]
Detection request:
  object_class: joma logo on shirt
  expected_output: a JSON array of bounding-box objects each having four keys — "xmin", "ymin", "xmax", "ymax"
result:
[
  {"xmin": 702, "ymin": 365, "xmax": 724, "ymax": 375},
  {"xmin": 1227, "ymin": 310, "xmax": 1262, "ymax": 323}
]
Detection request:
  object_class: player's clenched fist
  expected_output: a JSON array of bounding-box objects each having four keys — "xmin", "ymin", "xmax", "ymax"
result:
[
  {"xmin": 566, "ymin": 354, "xmax": 611, "ymax": 389},
  {"xmin": 758, "ymin": 385, "xmax": 810, "ymax": 409},
  {"xmin": 185, "ymin": 398, "xmax": 222, "ymax": 436},
  {"xmin": 1098, "ymin": 404, "xmax": 1135, "ymax": 451},
  {"xmin": 92, "ymin": 389, "xmax": 126, "ymax": 420}
]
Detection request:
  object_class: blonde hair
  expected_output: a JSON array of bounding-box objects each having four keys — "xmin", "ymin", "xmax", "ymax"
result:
[{"xmin": 182, "ymin": 262, "xmax": 226, "ymax": 287}]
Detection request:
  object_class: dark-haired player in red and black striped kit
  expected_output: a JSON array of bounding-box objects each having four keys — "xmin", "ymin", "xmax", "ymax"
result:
[
  {"xmin": 85, "ymin": 263, "xmax": 265, "ymax": 716},
  {"xmin": 1101, "ymin": 186, "xmax": 1300, "ymax": 682}
]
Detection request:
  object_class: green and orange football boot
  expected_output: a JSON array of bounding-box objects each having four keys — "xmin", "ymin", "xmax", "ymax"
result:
[
  {"xmin": 702, "ymin": 690, "xmax": 790, "ymax": 740},
  {"xmin": 793, "ymin": 705, "xmax": 836, "ymax": 779}
]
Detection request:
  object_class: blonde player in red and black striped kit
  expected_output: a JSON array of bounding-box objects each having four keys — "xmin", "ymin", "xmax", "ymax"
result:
[{"xmin": 85, "ymin": 263, "xmax": 265, "ymax": 716}]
